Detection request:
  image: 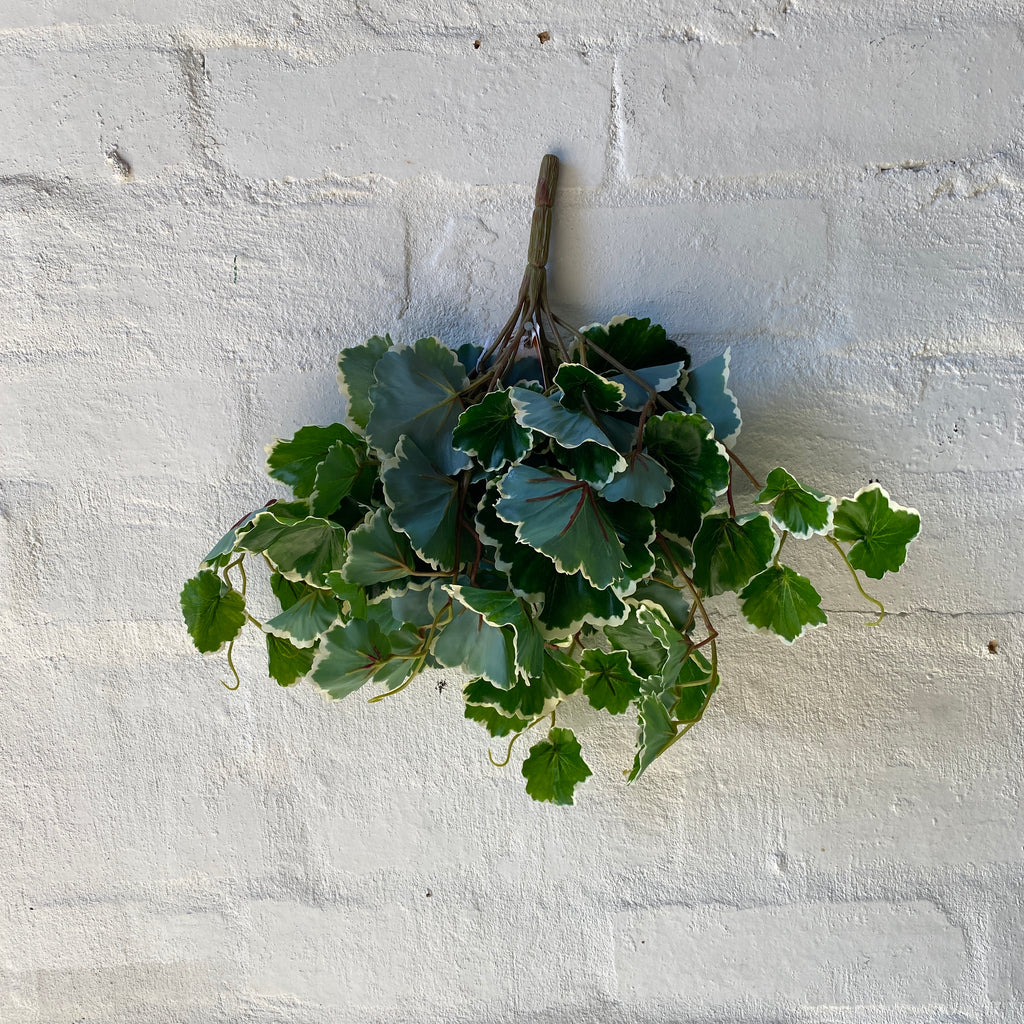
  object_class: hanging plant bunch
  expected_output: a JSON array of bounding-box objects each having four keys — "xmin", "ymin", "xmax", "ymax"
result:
[{"xmin": 181, "ymin": 155, "xmax": 921, "ymax": 805}]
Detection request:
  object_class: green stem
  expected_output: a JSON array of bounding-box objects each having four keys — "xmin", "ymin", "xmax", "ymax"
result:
[{"xmin": 826, "ymin": 534, "xmax": 886, "ymax": 626}]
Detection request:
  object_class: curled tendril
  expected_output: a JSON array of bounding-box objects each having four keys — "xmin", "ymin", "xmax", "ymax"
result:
[
  {"xmin": 826, "ymin": 535, "xmax": 886, "ymax": 626},
  {"xmin": 488, "ymin": 710, "xmax": 556, "ymax": 768},
  {"xmin": 220, "ymin": 639, "xmax": 241, "ymax": 690}
]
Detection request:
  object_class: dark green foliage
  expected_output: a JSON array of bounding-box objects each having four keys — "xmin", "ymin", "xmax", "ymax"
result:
[{"xmin": 183, "ymin": 315, "xmax": 918, "ymax": 805}]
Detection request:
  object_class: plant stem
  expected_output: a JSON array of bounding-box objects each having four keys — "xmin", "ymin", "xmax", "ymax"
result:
[{"xmin": 825, "ymin": 534, "xmax": 886, "ymax": 625}]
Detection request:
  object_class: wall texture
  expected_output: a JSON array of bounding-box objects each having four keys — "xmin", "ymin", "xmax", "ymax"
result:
[{"xmin": 2, "ymin": 3, "xmax": 1023, "ymax": 1022}]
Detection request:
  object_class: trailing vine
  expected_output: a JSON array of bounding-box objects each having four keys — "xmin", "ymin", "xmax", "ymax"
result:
[{"xmin": 181, "ymin": 155, "xmax": 921, "ymax": 805}]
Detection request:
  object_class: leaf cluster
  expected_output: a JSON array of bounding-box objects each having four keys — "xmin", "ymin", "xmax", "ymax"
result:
[{"xmin": 181, "ymin": 317, "xmax": 921, "ymax": 805}]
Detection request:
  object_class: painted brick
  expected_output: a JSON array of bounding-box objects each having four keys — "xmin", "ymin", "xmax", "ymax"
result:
[
  {"xmin": 615, "ymin": 900, "xmax": 968, "ymax": 1006},
  {"xmin": 623, "ymin": 23, "xmax": 1024, "ymax": 178},
  {"xmin": 833, "ymin": 169, "xmax": 1024, "ymax": 346},
  {"xmin": 205, "ymin": 47, "xmax": 610, "ymax": 185},
  {"xmin": 0, "ymin": 49, "xmax": 190, "ymax": 181},
  {"xmin": 549, "ymin": 198, "xmax": 829, "ymax": 338},
  {"xmin": 0, "ymin": 187, "xmax": 407, "ymax": 369}
]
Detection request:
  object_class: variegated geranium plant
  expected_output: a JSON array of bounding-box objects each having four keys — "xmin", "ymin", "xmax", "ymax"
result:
[{"xmin": 181, "ymin": 155, "xmax": 921, "ymax": 805}]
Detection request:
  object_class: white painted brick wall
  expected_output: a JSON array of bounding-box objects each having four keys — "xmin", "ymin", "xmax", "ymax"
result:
[{"xmin": 2, "ymin": 3, "xmax": 1023, "ymax": 1022}]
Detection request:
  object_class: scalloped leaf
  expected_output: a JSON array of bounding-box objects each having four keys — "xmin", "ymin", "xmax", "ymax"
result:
[
  {"xmin": 462, "ymin": 647, "xmax": 583, "ymax": 720},
  {"xmin": 692, "ymin": 511, "xmax": 777, "ymax": 597},
  {"xmin": 683, "ymin": 350, "xmax": 741, "ymax": 446},
  {"xmin": 757, "ymin": 467, "xmax": 836, "ymax": 539},
  {"xmin": 740, "ymin": 565, "xmax": 827, "ymax": 643},
  {"xmin": 180, "ymin": 571, "xmax": 246, "ymax": 654},
  {"xmin": 448, "ymin": 585, "xmax": 545, "ymax": 681},
  {"xmin": 668, "ymin": 649, "xmax": 718, "ymax": 723},
  {"xmin": 340, "ymin": 509, "xmax": 418, "ymax": 589},
  {"xmin": 264, "ymin": 574, "xmax": 340, "ymax": 647},
  {"xmin": 365, "ymin": 337, "xmax": 470, "ymax": 474},
  {"xmin": 201, "ymin": 502, "xmax": 277, "ymax": 570},
  {"xmin": 509, "ymin": 387, "xmax": 625, "ymax": 469},
  {"xmin": 495, "ymin": 466, "xmax": 632, "ymax": 590},
  {"xmin": 832, "ymin": 484, "xmax": 921, "ymax": 579},
  {"xmin": 581, "ymin": 649, "xmax": 643, "ymax": 715},
  {"xmin": 522, "ymin": 727, "xmax": 592, "ymax": 805},
  {"xmin": 643, "ymin": 412, "xmax": 730, "ymax": 540},
  {"xmin": 383, "ymin": 436, "xmax": 472, "ymax": 571},
  {"xmin": 452, "ymin": 388, "xmax": 532, "ymax": 472},
  {"xmin": 464, "ymin": 703, "xmax": 530, "ymax": 737},
  {"xmin": 581, "ymin": 316, "xmax": 690, "ymax": 374},
  {"xmin": 554, "ymin": 363, "xmax": 624, "ymax": 413},
  {"xmin": 309, "ymin": 440, "xmax": 376, "ymax": 518},
  {"xmin": 553, "ymin": 440, "xmax": 624, "ymax": 487},
  {"xmin": 266, "ymin": 423, "xmax": 364, "ymax": 499},
  {"xmin": 604, "ymin": 605, "xmax": 670, "ymax": 679},
  {"xmin": 311, "ymin": 618, "xmax": 419, "ymax": 700},
  {"xmin": 600, "ymin": 452, "xmax": 673, "ymax": 506},
  {"xmin": 627, "ymin": 693, "xmax": 677, "ymax": 783},
  {"xmin": 608, "ymin": 361, "xmax": 687, "ymax": 412},
  {"xmin": 433, "ymin": 603, "xmax": 517, "ymax": 690},
  {"xmin": 475, "ymin": 491, "xmax": 628, "ymax": 635},
  {"xmin": 652, "ymin": 531, "xmax": 695, "ymax": 580},
  {"xmin": 267, "ymin": 634, "xmax": 316, "ymax": 687},
  {"xmin": 337, "ymin": 334, "xmax": 392, "ymax": 431},
  {"xmin": 235, "ymin": 509, "xmax": 347, "ymax": 588}
]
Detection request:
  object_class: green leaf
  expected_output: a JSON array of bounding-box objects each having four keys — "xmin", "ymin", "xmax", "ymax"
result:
[
  {"xmin": 652, "ymin": 531, "xmax": 695, "ymax": 580},
  {"xmin": 581, "ymin": 649, "xmax": 643, "ymax": 715},
  {"xmin": 599, "ymin": 452, "xmax": 673, "ymax": 506},
  {"xmin": 448, "ymin": 585, "xmax": 545, "ymax": 681},
  {"xmin": 668, "ymin": 649, "xmax": 718, "ymax": 724},
  {"xmin": 581, "ymin": 316, "xmax": 690, "ymax": 374},
  {"xmin": 604, "ymin": 605, "xmax": 670, "ymax": 678},
  {"xmin": 235, "ymin": 509, "xmax": 347, "ymax": 588},
  {"xmin": 553, "ymin": 441, "xmax": 624, "ymax": 487},
  {"xmin": 311, "ymin": 618, "xmax": 419, "ymax": 700},
  {"xmin": 632, "ymin": 578, "xmax": 694, "ymax": 631},
  {"xmin": 266, "ymin": 423, "xmax": 364, "ymax": 499},
  {"xmin": 692, "ymin": 511, "xmax": 777, "ymax": 596},
  {"xmin": 756, "ymin": 467, "xmax": 836, "ymax": 539},
  {"xmin": 340, "ymin": 509, "xmax": 418, "ymax": 589},
  {"xmin": 536, "ymin": 570, "xmax": 628, "ymax": 637},
  {"xmin": 740, "ymin": 565, "xmax": 827, "ymax": 643},
  {"xmin": 383, "ymin": 436, "xmax": 471, "ymax": 571},
  {"xmin": 264, "ymin": 576, "xmax": 340, "ymax": 647},
  {"xmin": 433, "ymin": 603, "xmax": 517, "ymax": 690},
  {"xmin": 309, "ymin": 440, "xmax": 374, "ymax": 518},
  {"xmin": 683, "ymin": 350, "xmax": 741, "ymax": 446},
  {"xmin": 643, "ymin": 412, "xmax": 730, "ymax": 540},
  {"xmin": 452, "ymin": 388, "xmax": 532, "ymax": 471},
  {"xmin": 337, "ymin": 334, "xmax": 391, "ymax": 431},
  {"xmin": 554, "ymin": 363, "xmax": 624, "ymax": 413},
  {"xmin": 464, "ymin": 703, "xmax": 529, "ymax": 738},
  {"xmin": 509, "ymin": 388, "xmax": 626, "ymax": 470},
  {"xmin": 180, "ymin": 571, "xmax": 246, "ymax": 653},
  {"xmin": 462, "ymin": 647, "xmax": 583, "ymax": 720},
  {"xmin": 608, "ymin": 362, "xmax": 687, "ymax": 412},
  {"xmin": 495, "ymin": 466, "xmax": 632, "ymax": 590},
  {"xmin": 522, "ymin": 727, "xmax": 593, "ymax": 805},
  {"xmin": 476, "ymin": 490, "xmax": 628, "ymax": 635},
  {"xmin": 832, "ymin": 484, "xmax": 921, "ymax": 579},
  {"xmin": 267, "ymin": 634, "xmax": 316, "ymax": 687},
  {"xmin": 365, "ymin": 337, "xmax": 471, "ymax": 474},
  {"xmin": 201, "ymin": 502, "xmax": 276, "ymax": 570},
  {"xmin": 627, "ymin": 693, "xmax": 677, "ymax": 783}
]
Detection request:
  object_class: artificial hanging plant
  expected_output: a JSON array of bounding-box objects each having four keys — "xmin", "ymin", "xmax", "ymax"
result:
[{"xmin": 181, "ymin": 155, "xmax": 921, "ymax": 805}]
